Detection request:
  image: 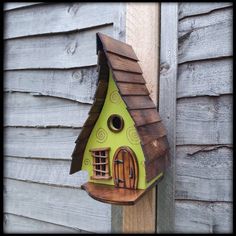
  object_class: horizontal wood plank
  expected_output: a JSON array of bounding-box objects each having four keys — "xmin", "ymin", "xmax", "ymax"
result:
[
  {"xmin": 122, "ymin": 96, "xmax": 156, "ymax": 110},
  {"xmin": 4, "ymin": 92, "xmax": 90, "ymax": 127},
  {"xmin": 145, "ymin": 153, "xmax": 167, "ymax": 182},
  {"xmin": 130, "ymin": 109, "xmax": 161, "ymax": 127},
  {"xmin": 5, "ymin": 25, "xmax": 113, "ymax": 70},
  {"xmin": 175, "ymin": 201, "xmax": 233, "ymax": 233},
  {"xmin": 178, "ymin": 8, "xmax": 232, "ymax": 63},
  {"xmin": 5, "ymin": 156, "xmax": 88, "ymax": 187},
  {"xmin": 106, "ymin": 52, "xmax": 142, "ymax": 73},
  {"xmin": 117, "ymin": 82, "xmax": 149, "ymax": 96},
  {"xmin": 4, "ymin": 213, "xmax": 87, "ymax": 233},
  {"xmin": 4, "ymin": 127, "xmax": 81, "ymax": 159},
  {"xmin": 113, "ymin": 71, "xmax": 145, "ymax": 84},
  {"xmin": 176, "ymin": 146, "xmax": 232, "ymax": 202},
  {"xmin": 5, "ymin": 3, "xmax": 118, "ymax": 39},
  {"xmin": 4, "ymin": 179, "xmax": 111, "ymax": 232},
  {"xmin": 4, "ymin": 2, "xmax": 44, "ymax": 11},
  {"xmin": 137, "ymin": 122, "xmax": 167, "ymax": 145},
  {"xmin": 177, "ymin": 95, "xmax": 232, "ymax": 145},
  {"xmin": 177, "ymin": 58, "xmax": 232, "ymax": 98},
  {"xmin": 142, "ymin": 136, "xmax": 169, "ymax": 163},
  {"xmin": 178, "ymin": 2, "xmax": 232, "ymax": 19},
  {"xmin": 98, "ymin": 32, "xmax": 138, "ymax": 60},
  {"xmin": 4, "ymin": 67, "xmax": 98, "ymax": 103}
]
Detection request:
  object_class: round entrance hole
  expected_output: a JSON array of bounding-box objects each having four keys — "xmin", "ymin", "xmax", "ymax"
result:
[{"xmin": 107, "ymin": 114, "xmax": 124, "ymax": 133}]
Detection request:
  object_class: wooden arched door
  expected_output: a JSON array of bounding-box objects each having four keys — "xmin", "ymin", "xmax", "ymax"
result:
[{"xmin": 113, "ymin": 146, "xmax": 138, "ymax": 189}]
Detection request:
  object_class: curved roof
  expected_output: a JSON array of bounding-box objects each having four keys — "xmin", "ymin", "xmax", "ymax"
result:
[{"xmin": 70, "ymin": 33, "xmax": 169, "ymax": 182}]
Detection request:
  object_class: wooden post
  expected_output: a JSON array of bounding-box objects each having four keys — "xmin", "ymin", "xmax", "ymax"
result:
[
  {"xmin": 157, "ymin": 3, "xmax": 178, "ymax": 233},
  {"xmin": 112, "ymin": 3, "xmax": 160, "ymax": 233}
]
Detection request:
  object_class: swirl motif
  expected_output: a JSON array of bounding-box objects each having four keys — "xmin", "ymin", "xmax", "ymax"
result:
[
  {"xmin": 110, "ymin": 90, "xmax": 121, "ymax": 104},
  {"xmin": 126, "ymin": 126, "xmax": 140, "ymax": 145},
  {"xmin": 84, "ymin": 158, "xmax": 91, "ymax": 166},
  {"xmin": 96, "ymin": 128, "xmax": 108, "ymax": 143}
]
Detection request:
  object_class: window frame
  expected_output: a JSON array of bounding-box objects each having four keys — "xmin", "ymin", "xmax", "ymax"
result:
[{"xmin": 89, "ymin": 147, "xmax": 112, "ymax": 180}]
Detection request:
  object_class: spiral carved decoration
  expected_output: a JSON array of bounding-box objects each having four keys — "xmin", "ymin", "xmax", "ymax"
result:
[
  {"xmin": 84, "ymin": 158, "xmax": 91, "ymax": 166},
  {"xmin": 126, "ymin": 126, "xmax": 140, "ymax": 145},
  {"xmin": 110, "ymin": 90, "xmax": 121, "ymax": 104},
  {"xmin": 96, "ymin": 128, "xmax": 108, "ymax": 143}
]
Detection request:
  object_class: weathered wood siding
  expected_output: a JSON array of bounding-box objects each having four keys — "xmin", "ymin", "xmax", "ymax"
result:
[
  {"xmin": 4, "ymin": 2, "xmax": 126, "ymax": 233},
  {"xmin": 175, "ymin": 3, "xmax": 233, "ymax": 233}
]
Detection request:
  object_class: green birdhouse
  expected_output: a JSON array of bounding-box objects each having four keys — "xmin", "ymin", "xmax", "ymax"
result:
[{"xmin": 70, "ymin": 33, "xmax": 169, "ymax": 205}]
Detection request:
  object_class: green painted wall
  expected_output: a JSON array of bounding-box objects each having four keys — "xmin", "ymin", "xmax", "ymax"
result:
[{"xmin": 82, "ymin": 70, "xmax": 147, "ymax": 189}]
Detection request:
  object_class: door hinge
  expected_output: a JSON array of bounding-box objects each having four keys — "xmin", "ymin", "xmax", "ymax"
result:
[
  {"xmin": 114, "ymin": 159, "xmax": 123, "ymax": 164},
  {"xmin": 115, "ymin": 178, "xmax": 124, "ymax": 184}
]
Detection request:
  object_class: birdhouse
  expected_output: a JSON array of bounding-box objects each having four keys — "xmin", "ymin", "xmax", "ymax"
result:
[{"xmin": 70, "ymin": 33, "xmax": 169, "ymax": 205}]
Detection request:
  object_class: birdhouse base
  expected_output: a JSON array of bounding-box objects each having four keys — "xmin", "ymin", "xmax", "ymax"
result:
[{"xmin": 81, "ymin": 179, "xmax": 162, "ymax": 205}]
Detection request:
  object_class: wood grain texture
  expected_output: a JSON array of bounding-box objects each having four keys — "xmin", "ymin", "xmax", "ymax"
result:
[
  {"xmin": 71, "ymin": 137, "xmax": 92, "ymax": 175},
  {"xmin": 4, "ymin": 214, "xmax": 88, "ymax": 233},
  {"xmin": 157, "ymin": 3, "xmax": 178, "ymax": 233},
  {"xmin": 123, "ymin": 188, "xmax": 156, "ymax": 233},
  {"xmin": 113, "ymin": 147, "xmax": 138, "ymax": 190},
  {"xmin": 97, "ymin": 32, "xmax": 138, "ymax": 61},
  {"xmin": 5, "ymin": 156, "xmax": 88, "ymax": 187},
  {"xmin": 178, "ymin": 2, "xmax": 232, "ymax": 19},
  {"xmin": 175, "ymin": 2, "xmax": 233, "ymax": 234},
  {"xmin": 4, "ymin": 179, "xmax": 111, "ymax": 233},
  {"xmin": 178, "ymin": 8, "xmax": 233, "ymax": 64},
  {"xmin": 4, "ymin": 2, "xmax": 44, "ymax": 11},
  {"xmin": 176, "ymin": 146, "xmax": 232, "ymax": 202},
  {"xmin": 106, "ymin": 52, "xmax": 142, "ymax": 73},
  {"xmin": 145, "ymin": 154, "xmax": 167, "ymax": 182},
  {"xmin": 117, "ymin": 82, "xmax": 149, "ymax": 96},
  {"xmin": 112, "ymin": 71, "xmax": 145, "ymax": 84},
  {"xmin": 110, "ymin": 3, "xmax": 159, "ymax": 233},
  {"xmin": 125, "ymin": 2, "xmax": 159, "ymax": 102},
  {"xmin": 5, "ymin": 3, "xmax": 118, "ymax": 39},
  {"xmin": 177, "ymin": 58, "xmax": 233, "ymax": 98},
  {"xmin": 4, "ymin": 127, "xmax": 81, "ymax": 159},
  {"xmin": 142, "ymin": 136, "xmax": 169, "ymax": 163},
  {"xmin": 4, "ymin": 67, "xmax": 98, "ymax": 104},
  {"xmin": 137, "ymin": 122, "xmax": 167, "ymax": 145},
  {"xmin": 82, "ymin": 182, "xmax": 146, "ymax": 205},
  {"xmin": 129, "ymin": 109, "xmax": 161, "ymax": 127},
  {"xmin": 3, "ymin": 2, "xmax": 129, "ymax": 234},
  {"xmin": 176, "ymin": 95, "xmax": 233, "ymax": 145},
  {"xmin": 70, "ymin": 58, "xmax": 109, "ymax": 174},
  {"xmin": 175, "ymin": 201, "xmax": 233, "ymax": 233},
  {"xmin": 4, "ymin": 92, "xmax": 90, "ymax": 127},
  {"xmin": 122, "ymin": 96, "xmax": 156, "ymax": 110},
  {"xmin": 4, "ymin": 25, "xmax": 113, "ymax": 70}
]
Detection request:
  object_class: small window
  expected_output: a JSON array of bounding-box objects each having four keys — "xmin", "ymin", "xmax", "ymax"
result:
[
  {"xmin": 90, "ymin": 147, "xmax": 112, "ymax": 180},
  {"xmin": 107, "ymin": 114, "xmax": 124, "ymax": 133}
]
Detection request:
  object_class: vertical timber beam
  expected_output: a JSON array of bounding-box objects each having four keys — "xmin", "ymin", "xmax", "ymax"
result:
[
  {"xmin": 111, "ymin": 3, "xmax": 159, "ymax": 233},
  {"xmin": 157, "ymin": 3, "xmax": 178, "ymax": 233}
]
